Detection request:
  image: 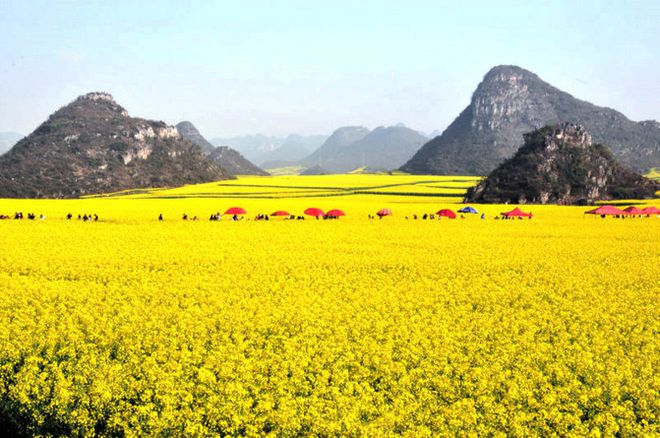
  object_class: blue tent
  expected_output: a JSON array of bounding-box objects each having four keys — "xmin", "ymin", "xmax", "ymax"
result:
[{"xmin": 458, "ymin": 206, "xmax": 479, "ymax": 214}]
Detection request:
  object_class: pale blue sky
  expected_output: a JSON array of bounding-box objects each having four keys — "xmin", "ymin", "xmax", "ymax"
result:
[{"xmin": 1, "ymin": 0, "xmax": 658, "ymax": 137}]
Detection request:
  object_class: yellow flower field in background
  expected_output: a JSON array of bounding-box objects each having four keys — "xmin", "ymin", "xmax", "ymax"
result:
[{"xmin": 0, "ymin": 175, "xmax": 658, "ymax": 436}]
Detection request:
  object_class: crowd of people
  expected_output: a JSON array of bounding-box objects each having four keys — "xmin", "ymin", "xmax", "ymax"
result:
[
  {"xmin": 161, "ymin": 213, "xmax": 340, "ymax": 221},
  {"xmin": 6, "ymin": 207, "xmax": 660, "ymax": 223},
  {"xmin": 0, "ymin": 212, "xmax": 46, "ymax": 220},
  {"xmin": 0, "ymin": 212, "xmax": 103, "ymax": 221},
  {"xmin": 66, "ymin": 213, "xmax": 99, "ymax": 221},
  {"xmin": 596, "ymin": 214, "xmax": 650, "ymax": 219},
  {"xmin": 1, "ymin": 210, "xmax": 530, "ymax": 222},
  {"xmin": 495, "ymin": 215, "xmax": 533, "ymax": 220},
  {"xmin": 397, "ymin": 213, "xmax": 532, "ymax": 220}
]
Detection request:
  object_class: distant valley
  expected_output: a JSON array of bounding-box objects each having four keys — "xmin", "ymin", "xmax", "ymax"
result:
[{"xmin": 215, "ymin": 125, "xmax": 429, "ymax": 175}]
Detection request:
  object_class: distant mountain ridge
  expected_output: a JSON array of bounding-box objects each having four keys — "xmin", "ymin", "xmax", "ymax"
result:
[
  {"xmin": 211, "ymin": 133, "xmax": 328, "ymax": 165},
  {"xmin": 257, "ymin": 134, "xmax": 328, "ymax": 166},
  {"xmin": 0, "ymin": 92, "xmax": 230, "ymax": 198},
  {"xmin": 300, "ymin": 126, "xmax": 426, "ymax": 173},
  {"xmin": 210, "ymin": 134, "xmax": 282, "ymax": 159},
  {"xmin": 176, "ymin": 121, "xmax": 268, "ymax": 176},
  {"xmin": 402, "ymin": 65, "xmax": 660, "ymax": 175},
  {"xmin": 212, "ymin": 124, "xmax": 430, "ymax": 173},
  {"xmin": 300, "ymin": 126, "xmax": 370, "ymax": 170},
  {"xmin": 467, "ymin": 123, "xmax": 659, "ymax": 205}
]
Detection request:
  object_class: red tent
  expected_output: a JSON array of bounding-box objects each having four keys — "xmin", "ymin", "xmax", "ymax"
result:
[
  {"xmin": 584, "ymin": 205, "xmax": 627, "ymax": 216},
  {"xmin": 623, "ymin": 206, "xmax": 644, "ymax": 215},
  {"xmin": 304, "ymin": 207, "xmax": 325, "ymax": 217},
  {"xmin": 436, "ymin": 209, "xmax": 456, "ymax": 219},
  {"xmin": 501, "ymin": 207, "xmax": 532, "ymax": 218},
  {"xmin": 326, "ymin": 209, "xmax": 346, "ymax": 217},
  {"xmin": 270, "ymin": 210, "xmax": 290, "ymax": 217},
  {"xmin": 641, "ymin": 206, "xmax": 659, "ymax": 215},
  {"xmin": 376, "ymin": 208, "xmax": 393, "ymax": 217},
  {"xmin": 225, "ymin": 207, "xmax": 247, "ymax": 215}
]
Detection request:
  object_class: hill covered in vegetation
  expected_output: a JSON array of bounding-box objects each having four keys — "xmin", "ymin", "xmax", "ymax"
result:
[
  {"xmin": 467, "ymin": 123, "xmax": 659, "ymax": 204},
  {"xmin": 0, "ymin": 93, "xmax": 230, "ymax": 198}
]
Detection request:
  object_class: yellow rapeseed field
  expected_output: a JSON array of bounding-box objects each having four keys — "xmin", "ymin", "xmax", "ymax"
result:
[{"xmin": 0, "ymin": 175, "xmax": 658, "ymax": 436}]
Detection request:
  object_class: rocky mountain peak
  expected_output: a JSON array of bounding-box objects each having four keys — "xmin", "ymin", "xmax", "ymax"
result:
[
  {"xmin": 470, "ymin": 65, "xmax": 552, "ymax": 133},
  {"xmin": 481, "ymin": 65, "xmax": 536, "ymax": 82},
  {"xmin": 77, "ymin": 91, "xmax": 116, "ymax": 103},
  {"xmin": 175, "ymin": 121, "xmax": 199, "ymax": 136},
  {"xmin": 175, "ymin": 121, "xmax": 213, "ymax": 153},
  {"xmin": 402, "ymin": 65, "xmax": 660, "ymax": 175},
  {"xmin": 57, "ymin": 91, "xmax": 130, "ymax": 119}
]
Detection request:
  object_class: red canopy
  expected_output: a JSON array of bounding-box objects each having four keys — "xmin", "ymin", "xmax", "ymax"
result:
[
  {"xmin": 623, "ymin": 206, "xmax": 644, "ymax": 215},
  {"xmin": 640, "ymin": 206, "xmax": 659, "ymax": 215},
  {"xmin": 501, "ymin": 207, "xmax": 532, "ymax": 218},
  {"xmin": 436, "ymin": 209, "xmax": 456, "ymax": 219},
  {"xmin": 326, "ymin": 209, "xmax": 346, "ymax": 217},
  {"xmin": 225, "ymin": 207, "xmax": 246, "ymax": 215},
  {"xmin": 270, "ymin": 210, "xmax": 290, "ymax": 217},
  {"xmin": 584, "ymin": 205, "xmax": 627, "ymax": 216},
  {"xmin": 376, "ymin": 208, "xmax": 393, "ymax": 217},
  {"xmin": 304, "ymin": 207, "xmax": 325, "ymax": 217}
]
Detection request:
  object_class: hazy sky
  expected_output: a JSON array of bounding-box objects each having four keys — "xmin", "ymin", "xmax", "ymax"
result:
[{"xmin": 1, "ymin": 0, "xmax": 658, "ymax": 138}]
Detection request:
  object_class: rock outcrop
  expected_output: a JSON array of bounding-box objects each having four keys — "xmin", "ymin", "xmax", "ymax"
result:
[
  {"xmin": 0, "ymin": 92, "xmax": 231, "ymax": 198},
  {"xmin": 467, "ymin": 123, "xmax": 659, "ymax": 205},
  {"xmin": 402, "ymin": 65, "xmax": 660, "ymax": 175}
]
